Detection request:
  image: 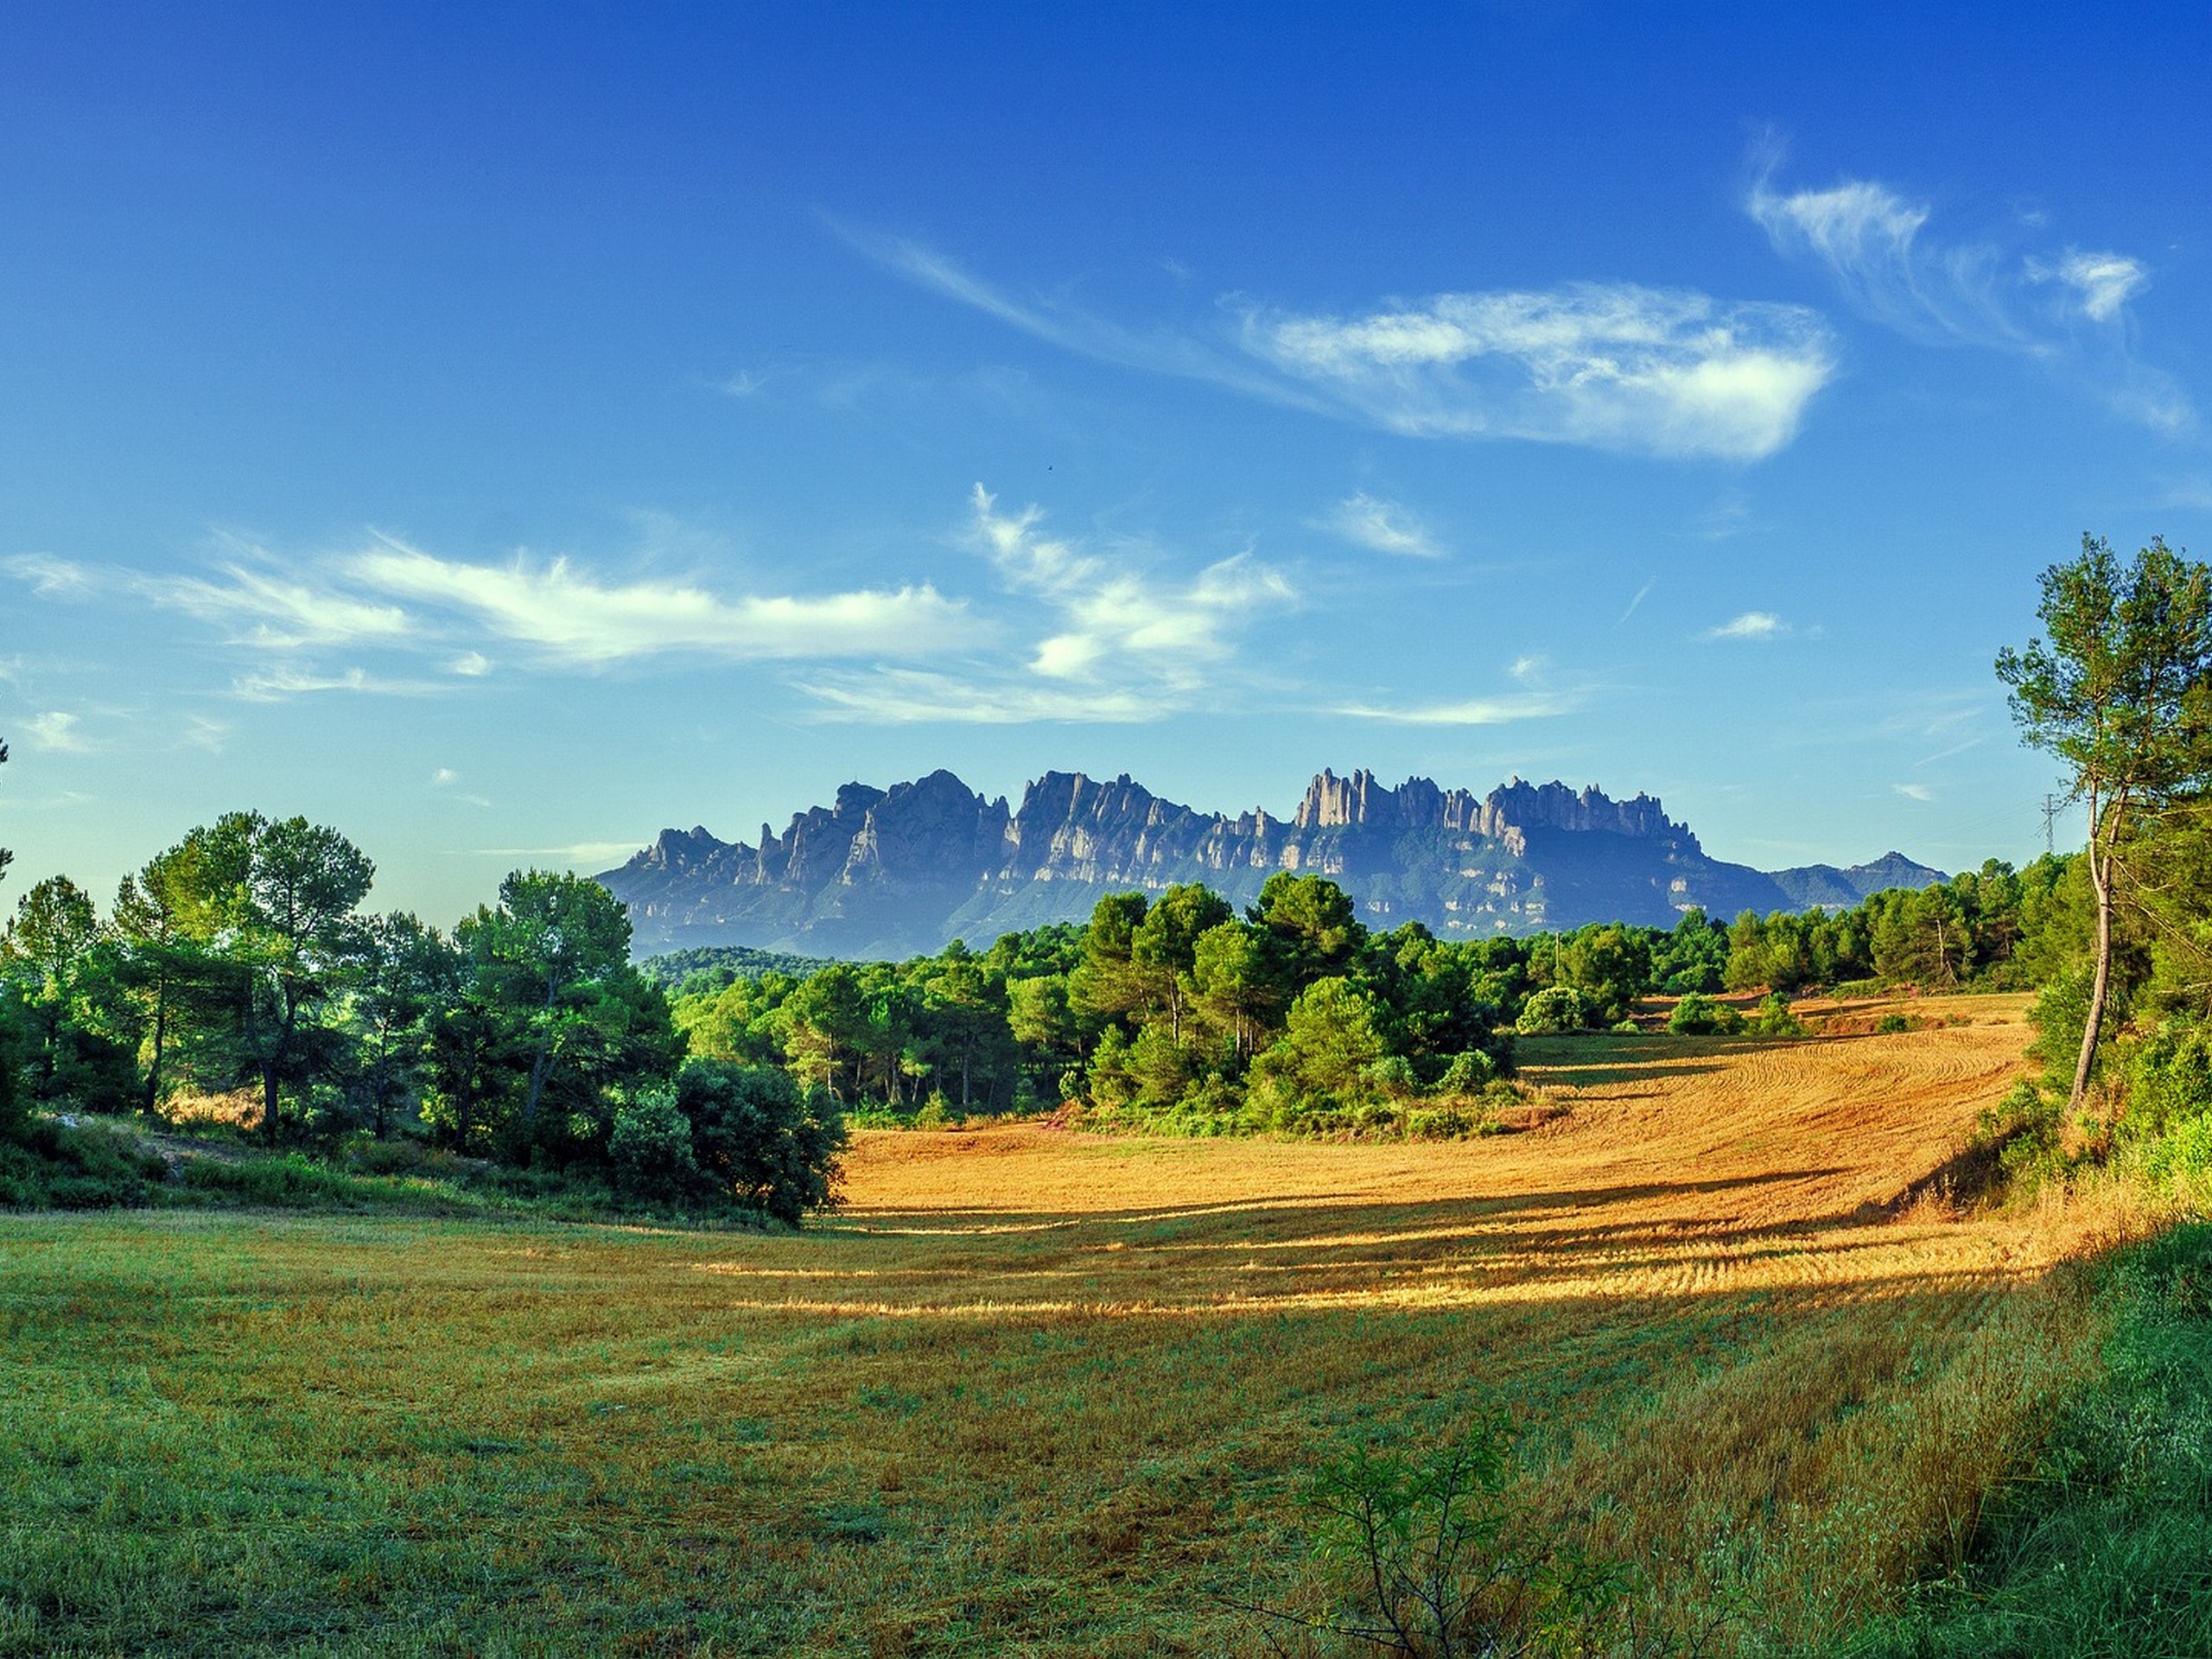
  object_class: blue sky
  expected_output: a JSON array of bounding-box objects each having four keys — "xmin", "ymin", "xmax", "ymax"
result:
[{"xmin": 4, "ymin": 4, "xmax": 2208, "ymax": 925}]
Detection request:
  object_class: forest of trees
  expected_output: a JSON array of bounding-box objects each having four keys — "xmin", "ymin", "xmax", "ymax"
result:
[
  {"xmin": 0, "ymin": 805, "xmax": 841, "ymax": 1221},
  {"xmin": 664, "ymin": 858, "xmax": 2090, "ymax": 1136}
]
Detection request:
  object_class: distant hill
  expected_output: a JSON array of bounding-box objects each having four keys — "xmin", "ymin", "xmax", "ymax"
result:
[
  {"xmin": 597, "ymin": 767, "xmax": 1946, "ymax": 959},
  {"xmin": 634, "ymin": 944, "xmax": 836, "ymax": 991}
]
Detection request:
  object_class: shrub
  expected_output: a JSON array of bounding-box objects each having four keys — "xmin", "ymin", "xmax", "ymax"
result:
[
  {"xmin": 1514, "ymin": 986, "xmax": 1590, "ymax": 1035},
  {"xmin": 1435, "ymin": 1049, "xmax": 1501, "ymax": 1095},
  {"xmin": 0, "ymin": 1119, "xmax": 165, "ymax": 1209},
  {"xmin": 1747, "ymin": 992, "xmax": 1806, "ymax": 1037},
  {"xmin": 1667, "ymin": 993, "xmax": 1742, "ymax": 1036},
  {"xmin": 1263, "ymin": 1409, "xmax": 1698, "ymax": 1656},
  {"xmin": 1876, "ymin": 1012, "xmax": 1915, "ymax": 1035},
  {"xmin": 610, "ymin": 1084, "xmax": 703, "ymax": 1200},
  {"xmin": 676, "ymin": 1059, "xmax": 846, "ymax": 1225}
]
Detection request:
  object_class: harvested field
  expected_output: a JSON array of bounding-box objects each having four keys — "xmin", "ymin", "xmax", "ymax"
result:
[{"xmin": 0, "ymin": 995, "xmax": 2137, "ymax": 1656}]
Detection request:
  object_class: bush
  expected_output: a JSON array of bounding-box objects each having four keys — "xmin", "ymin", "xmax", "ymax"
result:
[
  {"xmin": 610, "ymin": 1084, "xmax": 703, "ymax": 1200},
  {"xmin": 676, "ymin": 1059, "xmax": 846, "ymax": 1225},
  {"xmin": 1667, "ymin": 993, "xmax": 1742, "ymax": 1035},
  {"xmin": 1514, "ymin": 986, "xmax": 1590, "ymax": 1035},
  {"xmin": 1263, "ymin": 1409, "xmax": 1699, "ymax": 1656},
  {"xmin": 1435, "ymin": 1048, "xmax": 1501, "ymax": 1095},
  {"xmin": 0, "ymin": 1118, "xmax": 166, "ymax": 1209},
  {"xmin": 1876, "ymin": 1012, "xmax": 1915, "ymax": 1035},
  {"xmin": 1747, "ymin": 991, "xmax": 1806, "ymax": 1037}
]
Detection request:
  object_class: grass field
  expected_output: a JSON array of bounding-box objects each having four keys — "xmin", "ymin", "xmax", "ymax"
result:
[{"xmin": 0, "ymin": 996, "xmax": 2152, "ymax": 1656}]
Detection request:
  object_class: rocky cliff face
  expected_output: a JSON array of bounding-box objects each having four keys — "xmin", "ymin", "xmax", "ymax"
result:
[{"xmin": 598, "ymin": 766, "xmax": 1943, "ymax": 957}]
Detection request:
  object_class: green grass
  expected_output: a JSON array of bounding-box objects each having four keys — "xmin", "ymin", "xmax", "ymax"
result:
[{"xmin": 1846, "ymin": 1221, "xmax": 2212, "ymax": 1659}]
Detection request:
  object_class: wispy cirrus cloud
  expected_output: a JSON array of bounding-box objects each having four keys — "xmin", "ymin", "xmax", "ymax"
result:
[
  {"xmin": 800, "ymin": 486, "xmax": 1298, "ymax": 724},
  {"xmin": 837, "ymin": 226, "xmax": 1319, "ymax": 410},
  {"xmin": 1243, "ymin": 285, "xmax": 1834, "ymax": 460},
  {"xmin": 849, "ymin": 229, "xmax": 1835, "ymax": 461},
  {"xmin": 349, "ymin": 537, "xmax": 977, "ymax": 667},
  {"xmin": 1747, "ymin": 152, "xmax": 2190, "ymax": 431},
  {"xmin": 23, "ymin": 710, "xmax": 91, "ymax": 752},
  {"xmin": 1335, "ymin": 690, "xmax": 1589, "ymax": 726},
  {"xmin": 1892, "ymin": 782, "xmax": 1936, "ymax": 803},
  {"xmin": 1319, "ymin": 493, "xmax": 1443, "ymax": 558},
  {"xmin": 4, "ymin": 554, "xmax": 93, "ymax": 599},
  {"xmin": 145, "ymin": 559, "xmax": 414, "ymax": 652},
  {"xmin": 230, "ymin": 664, "xmax": 456, "ymax": 703},
  {"xmin": 1707, "ymin": 611, "xmax": 1790, "ymax": 641}
]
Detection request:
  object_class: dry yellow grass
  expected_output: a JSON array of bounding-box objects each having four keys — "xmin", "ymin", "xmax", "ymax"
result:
[{"xmin": 0, "ymin": 995, "xmax": 2135, "ymax": 1655}]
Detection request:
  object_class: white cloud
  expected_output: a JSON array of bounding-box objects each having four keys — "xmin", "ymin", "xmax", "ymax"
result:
[
  {"xmin": 1319, "ymin": 493, "xmax": 1443, "ymax": 558},
  {"xmin": 796, "ymin": 667, "xmax": 1167, "ymax": 725},
  {"xmin": 23, "ymin": 710, "xmax": 89, "ymax": 752},
  {"xmin": 1335, "ymin": 690, "xmax": 1587, "ymax": 726},
  {"xmin": 717, "ymin": 369, "xmax": 772, "ymax": 397},
  {"xmin": 1618, "ymin": 578, "xmax": 1656, "ymax": 625},
  {"xmin": 1244, "ymin": 285, "xmax": 1835, "ymax": 460},
  {"xmin": 231, "ymin": 665, "xmax": 454, "ymax": 702},
  {"xmin": 181, "ymin": 715, "xmax": 229, "ymax": 753},
  {"xmin": 791, "ymin": 487, "xmax": 1298, "ymax": 726},
  {"xmin": 1893, "ymin": 783, "xmax": 1936, "ymax": 803},
  {"xmin": 1749, "ymin": 156, "xmax": 2188, "ymax": 430},
  {"xmin": 448, "ymin": 651, "xmax": 493, "ymax": 677},
  {"xmin": 2051, "ymin": 251, "xmax": 2147, "ymax": 323},
  {"xmin": 1707, "ymin": 611, "xmax": 1789, "ymax": 641},
  {"xmin": 969, "ymin": 485, "xmax": 1294, "ymax": 687},
  {"xmin": 349, "ymin": 537, "xmax": 976, "ymax": 667},
  {"xmin": 852, "ymin": 227, "xmax": 1832, "ymax": 460},
  {"xmin": 467, "ymin": 840, "xmax": 647, "ymax": 864},
  {"xmin": 6, "ymin": 554, "xmax": 92, "ymax": 599},
  {"xmin": 146, "ymin": 561, "xmax": 414, "ymax": 651},
  {"xmin": 430, "ymin": 767, "xmax": 459, "ymax": 787}
]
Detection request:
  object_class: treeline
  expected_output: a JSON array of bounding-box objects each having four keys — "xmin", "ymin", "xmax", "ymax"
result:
[
  {"xmin": 0, "ymin": 809, "xmax": 841, "ymax": 1220},
  {"xmin": 669, "ymin": 859, "xmax": 2084, "ymax": 1135}
]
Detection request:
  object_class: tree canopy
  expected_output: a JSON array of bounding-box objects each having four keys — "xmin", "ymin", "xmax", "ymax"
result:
[{"xmin": 1997, "ymin": 534, "xmax": 2212, "ymax": 1108}]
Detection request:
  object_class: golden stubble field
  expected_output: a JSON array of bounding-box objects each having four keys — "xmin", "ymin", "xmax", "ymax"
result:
[{"xmin": 0, "ymin": 996, "xmax": 2134, "ymax": 1656}]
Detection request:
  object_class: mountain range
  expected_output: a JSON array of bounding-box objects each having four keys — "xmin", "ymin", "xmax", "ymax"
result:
[{"xmin": 595, "ymin": 768, "xmax": 1944, "ymax": 960}]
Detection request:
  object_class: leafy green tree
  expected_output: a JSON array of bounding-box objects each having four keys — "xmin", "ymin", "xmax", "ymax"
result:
[
  {"xmin": 0, "ymin": 876, "xmax": 134, "ymax": 1108},
  {"xmin": 1069, "ymin": 891, "xmax": 1153, "ymax": 1028},
  {"xmin": 1250, "ymin": 873, "xmax": 1365, "ymax": 995},
  {"xmin": 1251, "ymin": 976, "xmax": 1386, "ymax": 1106},
  {"xmin": 1560, "ymin": 924, "xmax": 1652, "ymax": 1024},
  {"xmin": 344, "ymin": 913, "xmax": 455, "ymax": 1138},
  {"xmin": 1189, "ymin": 920, "xmax": 1276, "ymax": 1064},
  {"xmin": 782, "ymin": 961, "xmax": 869, "ymax": 1100},
  {"xmin": 228, "ymin": 817, "xmax": 377, "ymax": 1141},
  {"xmin": 110, "ymin": 842, "xmax": 213, "ymax": 1116},
  {"xmin": 461, "ymin": 869, "xmax": 638, "ymax": 1146},
  {"xmin": 1515, "ymin": 985, "xmax": 1590, "ymax": 1035},
  {"xmin": 1129, "ymin": 883, "xmax": 1233, "ymax": 1044},
  {"xmin": 1997, "ymin": 534, "xmax": 2212, "ymax": 1109},
  {"xmin": 1652, "ymin": 908, "xmax": 1728, "ymax": 994},
  {"xmin": 422, "ymin": 990, "xmax": 517, "ymax": 1154},
  {"xmin": 674, "ymin": 1058, "xmax": 844, "ymax": 1224}
]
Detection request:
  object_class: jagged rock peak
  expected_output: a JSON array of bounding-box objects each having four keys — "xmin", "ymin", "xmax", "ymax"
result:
[{"xmin": 1287, "ymin": 769, "xmax": 1683, "ymax": 841}]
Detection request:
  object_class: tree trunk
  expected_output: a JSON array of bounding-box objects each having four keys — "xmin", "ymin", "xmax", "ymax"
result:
[
  {"xmin": 141, "ymin": 982, "xmax": 168, "ymax": 1119},
  {"xmin": 262, "ymin": 1063, "xmax": 282, "ymax": 1144},
  {"xmin": 522, "ymin": 975, "xmax": 559, "ymax": 1134},
  {"xmin": 2070, "ymin": 821, "xmax": 2117, "ymax": 1113}
]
